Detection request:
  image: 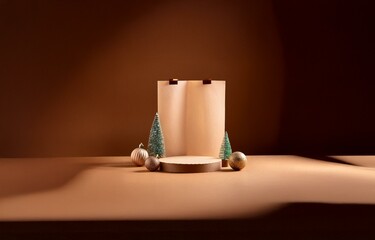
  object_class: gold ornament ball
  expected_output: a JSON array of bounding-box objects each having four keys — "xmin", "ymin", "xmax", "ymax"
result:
[
  {"xmin": 229, "ymin": 151, "xmax": 247, "ymax": 171},
  {"xmin": 145, "ymin": 156, "xmax": 160, "ymax": 171},
  {"xmin": 130, "ymin": 143, "xmax": 149, "ymax": 166}
]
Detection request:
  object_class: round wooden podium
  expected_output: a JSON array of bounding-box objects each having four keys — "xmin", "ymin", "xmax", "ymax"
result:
[{"xmin": 159, "ymin": 156, "xmax": 222, "ymax": 173}]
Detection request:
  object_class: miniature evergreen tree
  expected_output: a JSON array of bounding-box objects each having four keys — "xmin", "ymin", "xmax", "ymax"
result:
[
  {"xmin": 147, "ymin": 113, "xmax": 166, "ymax": 157},
  {"xmin": 219, "ymin": 131, "xmax": 232, "ymax": 160}
]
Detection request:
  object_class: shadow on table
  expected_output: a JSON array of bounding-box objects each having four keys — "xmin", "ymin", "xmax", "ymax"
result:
[
  {"xmin": 297, "ymin": 154, "xmax": 358, "ymax": 166},
  {"xmin": 0, "ymin": 158, "xmax": 135, "ymax": 199},
  {"xmin": 0, "ymin": 203, "xmax": 374, "ymax": 240},
  {"xmin": 101, "ymin": 162, "xmax": 138, "ymax": 168}
]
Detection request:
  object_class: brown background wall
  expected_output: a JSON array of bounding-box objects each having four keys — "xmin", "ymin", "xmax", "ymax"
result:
[
  {"xmin": 0, "ymin": 0, "xmax": 373, "ymax": 157},
  {"xmin": 274, "ymin": 0, "xmax": 375, "ymax": 155}
]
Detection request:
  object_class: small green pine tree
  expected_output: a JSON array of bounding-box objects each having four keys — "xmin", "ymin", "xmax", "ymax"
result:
[
  {"xmin": 219, "ymin": 131, "xmax": 232, "ymax": 160},
  {"xmin": 147, "ymin": 113, "xmax": 166, "ymax": 157}
]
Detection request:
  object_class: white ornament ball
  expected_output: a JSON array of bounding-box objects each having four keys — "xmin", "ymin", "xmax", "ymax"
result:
[
  {"xmin": 145, "ymin": 156, "xmax": 160, "ymax": 172},
  {"xmin": 229, "ymin": 151, "xmax": 247, "ymax": 171},
  {"xmin": 131, "ymin": 143, "xmax": 149, "ymax": 166}
]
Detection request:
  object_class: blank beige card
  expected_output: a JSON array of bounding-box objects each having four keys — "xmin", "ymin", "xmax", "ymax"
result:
[{"xmin": 158, "ymin": 80, "xmax": 225, "ymax": 157}]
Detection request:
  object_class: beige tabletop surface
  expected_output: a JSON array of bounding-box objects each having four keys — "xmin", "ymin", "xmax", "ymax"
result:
[{"xmin": 0, "ymin": 155, "xmax": 374, "ymax": 221}]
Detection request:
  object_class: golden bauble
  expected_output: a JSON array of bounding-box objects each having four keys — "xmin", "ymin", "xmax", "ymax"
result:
[
  {"xmin": 145, "ymin": 156, "xmax": 160, "ymax": 171},
  {"xmin": 228, "ymin": 151, "xmax": 247, "ymax": 171},
  {"xmin": 130, "ymin": 143, "xmax": 149, "ymax": 166}
]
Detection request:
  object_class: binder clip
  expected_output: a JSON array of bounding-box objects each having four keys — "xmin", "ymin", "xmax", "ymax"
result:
[
  {"xmin": 169, "ymin": 79, "xmax": 178, "ymax": 85},
  {"xmin": 203, "ymin": 79, "xmax": 212, "ymax": 84}
]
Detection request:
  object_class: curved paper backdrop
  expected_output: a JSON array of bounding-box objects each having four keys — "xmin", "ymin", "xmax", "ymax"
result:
[{"xmin": 158, "ymin": 81, "xmax": 225, "ymax": 157}]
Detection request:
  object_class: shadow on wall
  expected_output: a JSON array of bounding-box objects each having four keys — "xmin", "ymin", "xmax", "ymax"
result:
[
  {"xmin": 273, "ymin": 0, "xmax": 375, "ymax": 155},
  {"xmin": 0, "ymin": 0, "xmax": 283, "ymax": 157},
  {"xmin": 0, "ymin": 0, "xmax": 169, "ymax": 157}
]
